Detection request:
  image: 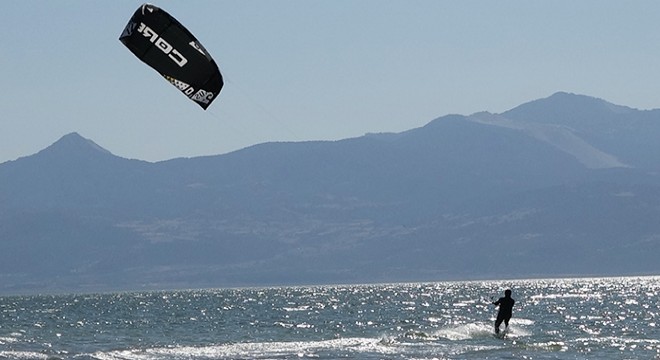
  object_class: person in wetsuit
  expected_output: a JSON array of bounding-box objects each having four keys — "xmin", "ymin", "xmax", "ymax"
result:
[{"xmin": 492, "ymin": 289, "xmax": 515, "ymax": 334}]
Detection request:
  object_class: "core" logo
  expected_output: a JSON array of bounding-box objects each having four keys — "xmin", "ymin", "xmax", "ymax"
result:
[{"xmin": 137, "ymin": 23, "xmax": 188, "ymax": 67}]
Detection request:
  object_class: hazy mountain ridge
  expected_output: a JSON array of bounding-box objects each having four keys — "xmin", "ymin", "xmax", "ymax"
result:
[
  {"xmin": 467, "ymin": 111, "xmax": 628, "ymax": 169},
  {"xmin": 503, "ymin": 92, "xmax": 660, "ymax": 169},
  {"xmin": 1, "ymin": 92, "xmax": 660, "ymax": 294}
]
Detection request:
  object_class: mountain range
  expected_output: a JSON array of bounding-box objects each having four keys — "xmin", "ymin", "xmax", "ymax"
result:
[{"xmin": 1, "ymin": 92, "xmax": 660, "ymax": 294}]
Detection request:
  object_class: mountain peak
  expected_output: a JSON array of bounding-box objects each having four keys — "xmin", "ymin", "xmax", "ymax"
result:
[
  {"xmin": 54, "ymin": 132, "xmax": 109, "ymax": 152},
  {"xmin": 502, "ymin": 92, "xmax": 635, "ymax": 128},
  {"xmin": 548, "ymin": 91, "xmax": 598, "ymax": 101},
  {"xmin": 545, "ymin": 92, "xmax": 633, "ymax": 111},
  {"xmin": 513, "ymin": 92, "xmax": 632, "ymax": 113},
  {"xmin": 36, "ymin": 132, "xmax": 113, "ymax": 159}
]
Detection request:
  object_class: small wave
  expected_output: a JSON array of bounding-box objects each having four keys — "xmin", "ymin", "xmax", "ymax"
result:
[
  {"xmin": 510, "ymin": 317, "xmax": 535, "ymax": 326},
  {"xmin": 528, "ymin": 340, "xmax": 568, "ymax": 351},
  {"xmin": 530, "ymin": 293, "xmax": 602, "ymax": 300},
  {"xmin": 434, "ymin": 323, "xmax": 493, "ymax": 340},
  {"xmin": 0, "ymin": 351, "xmax": 51, "ymax": 360},
  {"xmin": 282, "ymin": 305, "xmax": 311, "ymax": 312},
  {"xmin": 90, "ymin": 337, "xmax": 400, "ymax": 360},
  {"xmin": 401, "ymin": 330, "xmax": 434, "ymax": 340},
  {"xmin": 0, "ymin": 337, "xmax": 19, "ymax": 345},
  {"xmin": 505, "ymin": 325, "xmax": 532, "ymax": 339},
  {"xmin": 434, "ymin": 322, "xmax": 532, "ymax": 341}
]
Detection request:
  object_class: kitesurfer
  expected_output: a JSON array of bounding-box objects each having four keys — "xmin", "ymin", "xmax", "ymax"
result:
[{"xmin": 492, "ymin": 289, "xmax": 515, "ymax": 334}]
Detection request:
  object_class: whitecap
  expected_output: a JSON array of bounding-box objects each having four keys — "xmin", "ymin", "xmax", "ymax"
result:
[
  {"xmin": 434, "ymin": 323, "xmax": 493, "ymax": 340},
  {"xmin": 93, "ymin": 337, "xmax": 400, "ymax": 360},
  {"xmin": 434, "ymin": 322, "xmax": 532, "ymax": 341},
  {"xmin": 0, "ymin": 351, "xmax": 51, "ymax": 360}
]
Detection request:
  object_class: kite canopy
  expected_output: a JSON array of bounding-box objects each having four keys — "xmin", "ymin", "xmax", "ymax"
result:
[{"xmin": 119, "ymin": 3, "xmax": 223, "ymax": 110}]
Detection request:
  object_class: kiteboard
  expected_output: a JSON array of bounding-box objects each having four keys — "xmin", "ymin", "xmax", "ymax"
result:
[{"xmin": 493, "ymin": 328, "xmax": 508, "ymax": 339}]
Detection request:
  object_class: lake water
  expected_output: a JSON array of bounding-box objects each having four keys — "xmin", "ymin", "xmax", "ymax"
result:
[{"xmin": 1, "ymin": 276, "xmax": 659, "ymax": 359}]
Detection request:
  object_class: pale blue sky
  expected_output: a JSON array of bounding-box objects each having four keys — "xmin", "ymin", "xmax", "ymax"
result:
[{"xmin": 2, "ymin": 1, "xmax": 660, "ymax": 163}]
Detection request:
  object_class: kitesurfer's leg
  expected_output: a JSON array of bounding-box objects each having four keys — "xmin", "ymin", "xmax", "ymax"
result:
[{"xmin": 494, "ymin": 316, "xmax": 503, "ymax": 334}]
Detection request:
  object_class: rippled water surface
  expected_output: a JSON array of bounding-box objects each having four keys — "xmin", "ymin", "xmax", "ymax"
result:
[{"xmin": 1, "ymin": 276, "xmax": 659, "ymax": 359}]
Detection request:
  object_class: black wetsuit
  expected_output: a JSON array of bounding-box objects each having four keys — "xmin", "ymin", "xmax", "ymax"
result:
[{"xmin": 493, "ymin": 295, "xmax": 515, "ymax": 333}]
